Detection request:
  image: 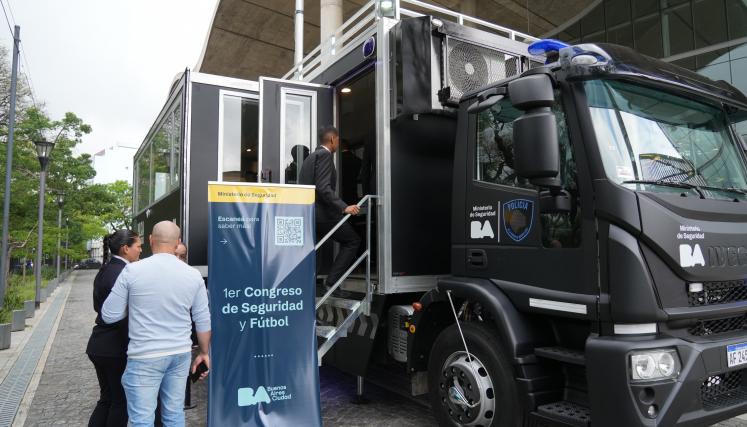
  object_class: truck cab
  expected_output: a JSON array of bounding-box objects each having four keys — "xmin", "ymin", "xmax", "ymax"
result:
[{"xmin": 412, "ymin": 40, "xmax": 747, "ymax": 426}]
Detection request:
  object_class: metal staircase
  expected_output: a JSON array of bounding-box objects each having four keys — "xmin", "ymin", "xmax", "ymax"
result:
[{"xmin": 315, "ymin": 195, "xmax": 377, "ymax": 364}]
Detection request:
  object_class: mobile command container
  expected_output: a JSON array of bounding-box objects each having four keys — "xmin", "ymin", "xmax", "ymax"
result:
[{"xmin": 132, "ymin": 1, "xmax": 747, "ymax": 426}]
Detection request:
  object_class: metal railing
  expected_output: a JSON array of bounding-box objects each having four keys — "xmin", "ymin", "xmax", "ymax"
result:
[
  {"xmin": 400, "ymin": 0, "xmax": 537, "ymax": 43},
  {"xmin": 283, "ymin": 0, "xmax": 377, "ymax": 80},
  {"xmin": 283, "ymin": 0, "xmax": 537, "ymax": 81},
  {"xmin": 315, "ymin": 194, "xmax": 377, "ymax": 316}
]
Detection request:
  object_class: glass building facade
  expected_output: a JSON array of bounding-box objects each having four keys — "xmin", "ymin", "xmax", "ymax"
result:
[{"xmin": 523, "ymin": 0, "xmax": 747, "ymax": 135}]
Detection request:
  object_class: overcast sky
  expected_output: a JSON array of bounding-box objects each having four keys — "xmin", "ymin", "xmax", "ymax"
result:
[{"xmin": 0, "ymin": 0, "xmax": 219, "ymax": 183}]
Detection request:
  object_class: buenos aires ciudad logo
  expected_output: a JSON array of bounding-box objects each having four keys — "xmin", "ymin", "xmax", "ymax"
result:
[{"xmin": 238, "ymin": 385, "xmax": 292, "ymax": 407}]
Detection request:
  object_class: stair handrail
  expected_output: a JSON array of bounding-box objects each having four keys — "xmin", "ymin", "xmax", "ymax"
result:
[{"xmin": 315, "ymin": 194, "xmax": 377, "ymax": 315}]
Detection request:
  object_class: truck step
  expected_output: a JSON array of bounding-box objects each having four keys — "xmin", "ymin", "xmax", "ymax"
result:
[
  {"xmin": 315, "ymin": 296, "xmax": 361, "ymax": 311},
  {"xmin": 316, "ymin": 301, "xmax": 364, "ymax": 364},
  {"xmin": 531, "ymin": 401, "xmax": 590, "ymax": 427},
  {"xmin": 535, "ymin": 347, "xmax": 586, "ymax": 365},
  {"xmin": 316, "ymin": 325, "xmax": 337, "ymax": 340}
]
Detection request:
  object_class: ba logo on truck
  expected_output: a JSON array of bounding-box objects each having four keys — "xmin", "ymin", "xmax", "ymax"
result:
[
  {"xmin": 679, "ymin": 244, "xmax": 706, "ymax": 268},
  {"xmin": 503, "ymin": 199, "xmax": 534, "ymax": 242}
]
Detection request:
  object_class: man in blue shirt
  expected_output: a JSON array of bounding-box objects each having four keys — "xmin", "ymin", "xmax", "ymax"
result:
[{"xmin": 102, "ymin": 221, "xmax": 210, "ymax": 427}]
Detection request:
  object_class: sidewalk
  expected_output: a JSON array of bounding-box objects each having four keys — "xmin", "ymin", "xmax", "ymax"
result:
[
  {"xmin": 5, "ymin": 270, "xmax": 746, "ymax": 426},
  {"xmin": 21, "ymin": 270, "xmax": 101, "ymax": 426}
]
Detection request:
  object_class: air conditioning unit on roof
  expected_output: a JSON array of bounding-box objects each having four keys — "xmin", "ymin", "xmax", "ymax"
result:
[{"xmin": 390, "ymin": 16, "xmax": 530, "ymax": 116}]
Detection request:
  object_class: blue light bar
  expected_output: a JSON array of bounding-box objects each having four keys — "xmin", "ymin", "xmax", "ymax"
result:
[{"xmin": 527, "ymin": 39, "xmax": 570, "ymax": 56}]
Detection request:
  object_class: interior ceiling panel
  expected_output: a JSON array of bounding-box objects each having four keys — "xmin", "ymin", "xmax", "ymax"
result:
[{"xmin": 196, "ymin": 0, "xmax": 590, "ymax": 80}]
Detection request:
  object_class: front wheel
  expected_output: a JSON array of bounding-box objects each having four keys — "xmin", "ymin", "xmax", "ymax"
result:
[{"xmin": 427, "ymin": 322, "xmax": 521, "ymax": 427}]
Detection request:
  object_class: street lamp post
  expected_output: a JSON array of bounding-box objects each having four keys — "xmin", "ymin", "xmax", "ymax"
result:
[
  {"xmin": 64, "ymin": 217, "xmax": 69, "ymax": 270},
  {"xmin": 55, "ymin": 192, "xmax": 64, "ymax": 278},
  {"xmin": 33, "ymin": 139, "xmax": 54, "ymax": 308},
  {"xmin": 0, "ymin": 26, "xmax": 21, "ymax": 311}
]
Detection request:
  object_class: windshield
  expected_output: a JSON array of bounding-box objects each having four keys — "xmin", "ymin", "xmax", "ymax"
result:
[{"xmin": 584, "ymin": 79, "xmax": 747, "ymax": 200}]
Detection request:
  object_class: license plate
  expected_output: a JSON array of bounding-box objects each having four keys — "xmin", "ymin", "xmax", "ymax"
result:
[{"xmin": 727, "ymin": 342, "xmax": 747, "ymax": 368}]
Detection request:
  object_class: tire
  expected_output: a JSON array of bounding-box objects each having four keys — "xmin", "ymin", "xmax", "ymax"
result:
[{"xmin": 427, "ymin": 322, "xmax": 521, "ymax": 427}]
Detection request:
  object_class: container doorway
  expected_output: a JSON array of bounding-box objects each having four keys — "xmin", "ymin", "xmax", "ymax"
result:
[{"xmin": 331, "ymin": 69, "xmax": 377, "ymax": 284}]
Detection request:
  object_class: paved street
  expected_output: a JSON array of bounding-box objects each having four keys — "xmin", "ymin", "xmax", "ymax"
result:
[{"xmin": 2, "ymin": 270, "xmax": 743, "ymax": 426}]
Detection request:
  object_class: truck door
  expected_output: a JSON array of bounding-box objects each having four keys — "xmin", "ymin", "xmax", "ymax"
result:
[
  {"xmin": 464, "ymin": 88, "xmax": 592, "ymax": 300},
  {"xmin": 258, "ymin": 77, "xmax": 333, "ymax": 184}
]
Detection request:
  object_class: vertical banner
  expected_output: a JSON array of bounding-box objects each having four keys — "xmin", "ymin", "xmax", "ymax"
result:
[{"xmin": 207, "ymin": 182, "xmax": 320, "ymax": 427}]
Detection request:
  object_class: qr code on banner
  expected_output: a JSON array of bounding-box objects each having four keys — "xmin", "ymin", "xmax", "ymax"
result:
[{"xmin": 274, "ymin": 216, "xmax": 304, "ymax": 246}]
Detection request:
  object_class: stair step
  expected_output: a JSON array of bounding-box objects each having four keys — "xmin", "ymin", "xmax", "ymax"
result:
[
  {"xmin": 535, "ymin": 347, "xmax": 586, "ymax": 365},
  {"xmin": 534, "ymin": 401, "xmax": 590, "ymax": 427},
  {"xmin": 316, "ymin": 325, "xmax": 337, "ymax": 340},
  {"xmin": 315, "ymin": 296, "xmax": 361, "ymax": 311}
]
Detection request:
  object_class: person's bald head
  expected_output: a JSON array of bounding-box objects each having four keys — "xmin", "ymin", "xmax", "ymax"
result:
[
  {"xmin": 175, "ymin": 243, "xmax": 188, "ymax": 262},
  {"xmin": 149, "ymin": 221, "xmax": 181, "ymax": 254}
]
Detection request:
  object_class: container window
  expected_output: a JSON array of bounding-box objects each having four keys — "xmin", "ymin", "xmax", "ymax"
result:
[{"xmin": 220, "ymin": 95, "xmax": 259, "ymax": 182}]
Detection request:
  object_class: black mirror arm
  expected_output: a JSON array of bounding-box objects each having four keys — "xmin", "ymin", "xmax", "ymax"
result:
[
  {"xmin": 476, "ymin": 86, "xmax": 506, "ymax": 103},
  {"xmin": 467, "ymin": 87, "xmax": 508, "ymax": 114},
  {"xmin": 467, "ymin": 95, "xmax": 505, "ymax": 114}
]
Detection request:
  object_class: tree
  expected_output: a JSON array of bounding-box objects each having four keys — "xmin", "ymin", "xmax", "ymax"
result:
[
  {"xmin": 0, "ymin": 46, "xmax": 34, "ymax": 128},
  {"xmin": 81, "ymin": 180, "xmax": 133, "ymax": 230},
  {"xmin": 0, "ymin": 106, "xmax": 99, "ymax": 277},
  {"xmin": 0, "ymin": 45, "xmax": 134, "ymax": 287}
]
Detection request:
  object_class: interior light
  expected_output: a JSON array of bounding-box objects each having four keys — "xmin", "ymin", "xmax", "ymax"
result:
[
  {"xmin": 246, "ymin": 148, "xmax": 252, "ymax": 152},
  {"xmin": 341, "ymin": 87, "xmax": 352, "ymax": 94},
  {"xmin": 380, "ymin": 0, "xmax": 393, "ymax": 10}
]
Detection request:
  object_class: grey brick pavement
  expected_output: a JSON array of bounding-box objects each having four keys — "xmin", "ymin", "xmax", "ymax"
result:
[
  {"xmin": 20, "ymin": 270, "xmax": 434, "ymax": 427},
  {"xmin": 23, "ymin": 272, "xmax": 99, "ymax": 426},
  {"xmin": 15, "ymin": 270, "xmax": 747, "ymax": 426}
]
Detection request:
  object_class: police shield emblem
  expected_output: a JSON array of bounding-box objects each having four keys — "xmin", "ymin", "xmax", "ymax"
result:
[{"xmin": 502, "ymin": 199, "xmax": 534, "ymax": 242}]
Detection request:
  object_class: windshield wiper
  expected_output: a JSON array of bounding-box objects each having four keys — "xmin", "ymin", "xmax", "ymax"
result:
[
  {"xmin": 621, "ymin": 179, "xmax": 705, "ymax": 198},
  {"xmin": 695, "ymin": 184, "xmax": 747, "ymax": 197}
]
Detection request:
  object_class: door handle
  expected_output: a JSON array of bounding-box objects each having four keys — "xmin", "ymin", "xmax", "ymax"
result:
[{"xmin": 467, "ymin": 249, "xmax": 487, "ymax": 268}]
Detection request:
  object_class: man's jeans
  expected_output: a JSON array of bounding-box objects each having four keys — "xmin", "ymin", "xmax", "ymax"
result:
[{"xmin": 121, "ymin": 352, "xmax": 190, "ymax": 427}]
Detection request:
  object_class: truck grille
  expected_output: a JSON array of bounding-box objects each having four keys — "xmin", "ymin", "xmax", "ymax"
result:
[
  {"xmin": 689, "ymin": 314, "xmax": 747, "ymax": 336},
  {"xmin": 701, "ymin": 370, "xmax": 747, "ymax": 410},
  {"xmin": 689, "ymin": 280, "xmax": 747, "ymax": 306}
]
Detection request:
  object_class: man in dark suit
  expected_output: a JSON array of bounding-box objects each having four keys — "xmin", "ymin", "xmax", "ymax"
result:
[{"xmin": 299, "ymin": 126, "xmax": 361, "ymax": 293}]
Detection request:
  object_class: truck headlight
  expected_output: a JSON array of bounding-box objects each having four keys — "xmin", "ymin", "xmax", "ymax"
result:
[{"xmin": 630, "ymin": 349, "xmax": 680, "ymax": 381}]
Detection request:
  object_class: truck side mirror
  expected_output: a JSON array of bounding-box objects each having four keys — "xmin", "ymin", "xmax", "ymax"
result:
[{"xmin": 508, "ymin": 74, "xmax": 560, "ymax": 185}]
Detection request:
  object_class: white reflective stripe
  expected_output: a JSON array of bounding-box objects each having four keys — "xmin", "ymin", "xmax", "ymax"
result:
[
  {"xmin": 529, "ymin": 298, "xmax": 587, "ymax": 315},
  {"xmin": 614, "ymin": 323, "xmax": 657, "ymax": 335}
]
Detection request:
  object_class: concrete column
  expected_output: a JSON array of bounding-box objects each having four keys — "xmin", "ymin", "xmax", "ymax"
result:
[
  {"xmin": 295, "ymin": 0, "xmax": 304, "ymax": 78},
  {"xmin": 321, "ymin": 0, "xmax": 343, "ymax": 59}
]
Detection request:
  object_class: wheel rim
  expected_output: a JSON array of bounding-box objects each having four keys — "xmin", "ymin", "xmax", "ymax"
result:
[{"xmin": 438, "ymin": 351, "xmax": 496, "ymax": 426}]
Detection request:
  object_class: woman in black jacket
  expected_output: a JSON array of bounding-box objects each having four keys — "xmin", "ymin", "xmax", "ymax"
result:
[{"xmin": 85, "ymin": 229, "xmax": 141, "ymax": 427}]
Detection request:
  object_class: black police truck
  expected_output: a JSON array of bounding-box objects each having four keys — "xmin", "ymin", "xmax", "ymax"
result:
[
  {"xmin": 132, "ymin": 4, "xmax": 747, "ymax": 425},
  {"xmin": 412, "ymin": 40, "xmax": 747, "ymax": 426}
]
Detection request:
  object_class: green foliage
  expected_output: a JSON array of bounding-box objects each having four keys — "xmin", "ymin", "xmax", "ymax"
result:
[
  {"xmin": 0, "ymin": 44, "xmax": 132, "ymax": 310},
  {"xmin": 0, "ymin": 275, "xmax": 36, "ymax": 323},
  {"xmin": 81, "ymin": 180, "xmax": 133, "ymax": 230}
]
